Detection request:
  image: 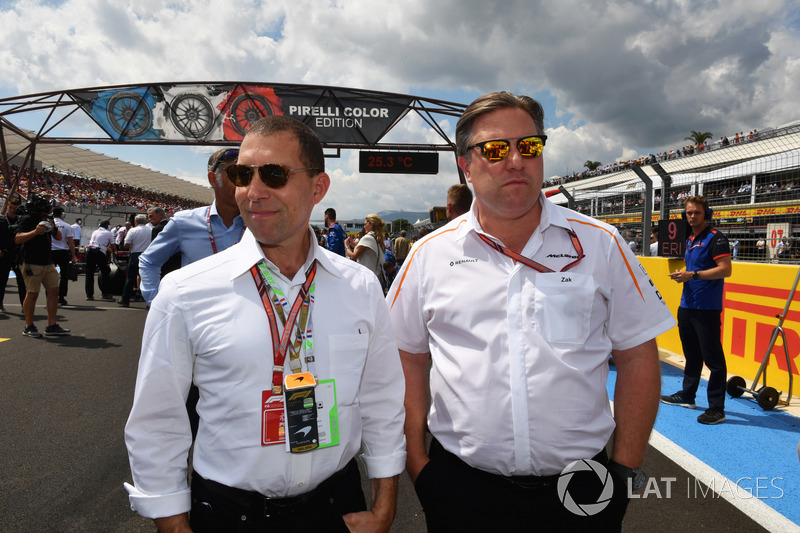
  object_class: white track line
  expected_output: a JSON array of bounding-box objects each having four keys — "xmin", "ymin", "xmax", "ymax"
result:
[{"xmin": 649, "ymin": 429, "xmax": 799, "ymax": 533}]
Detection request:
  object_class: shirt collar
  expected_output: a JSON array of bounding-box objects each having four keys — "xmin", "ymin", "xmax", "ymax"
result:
[
  {"xmin": 229, "ymin": 227, "xmax": 342, "ymax": 282},
  {"xmin": 458, "ymin": 191, "xmax": 571, "ymax": 243}
]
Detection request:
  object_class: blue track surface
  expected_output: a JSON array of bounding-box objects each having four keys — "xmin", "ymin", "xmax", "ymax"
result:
[{"xmin": 608, "ymin": 362, "xmax": 800, "ymax": 526}]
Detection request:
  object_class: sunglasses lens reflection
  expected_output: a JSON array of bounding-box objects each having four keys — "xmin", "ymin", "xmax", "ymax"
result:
[
  {"xmin": 518, "ymin": 137, "xmax": 544, "ymax": 158},
  {"xmin": 482, "ymin": 141, "xmax": 510, "ymax": 161}
]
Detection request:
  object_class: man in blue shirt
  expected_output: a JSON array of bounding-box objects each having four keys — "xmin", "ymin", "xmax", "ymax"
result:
[
  {"xmin": 662, "ymin": 196, "xmax": 732, "ymax": 425},
  {"xmin": 139, "ymin": 149, "xmax": 245, "ymax": 305},
  {"xmin": 324, "ymin": 207, "xmax": 347, "ymax": 256}
]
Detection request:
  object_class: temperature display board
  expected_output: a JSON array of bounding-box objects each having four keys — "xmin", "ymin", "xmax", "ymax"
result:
[{"xmin": 359, "ymin": 151, "xmax": 439, "ymax": 174}]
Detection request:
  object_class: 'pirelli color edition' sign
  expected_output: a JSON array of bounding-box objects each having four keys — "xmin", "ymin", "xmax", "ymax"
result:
[{"xmin": 71, "ymin": 83, "xmax": 412, "ymax": 144}]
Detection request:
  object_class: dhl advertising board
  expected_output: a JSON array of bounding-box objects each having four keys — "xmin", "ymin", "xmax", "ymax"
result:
[{"xmin": 641, "ymin": 257, "xmax": 799, "ymax": 397}]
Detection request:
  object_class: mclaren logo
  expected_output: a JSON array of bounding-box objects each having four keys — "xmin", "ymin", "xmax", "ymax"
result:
[{"xmin": 294, "ymin": 426, "xmax": 313, "ymax": 438}]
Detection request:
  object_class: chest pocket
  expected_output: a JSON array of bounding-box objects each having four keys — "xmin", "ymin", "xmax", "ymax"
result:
[
  {"xmin": 328, "ymin": 334, "xmax": 369, "ymax": 406},
  {"xmin": 533, "ymin": 272, "xmax": 596, "ymax": 344}
]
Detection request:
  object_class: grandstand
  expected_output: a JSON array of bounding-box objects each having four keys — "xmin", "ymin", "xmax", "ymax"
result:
[
  {"xmin": 545, "ymin": 122, "xmax": 800, "ymax": 261},
  {"xmin": 0, "ymin": 127, "xmax": 213, "ymax": 205}
]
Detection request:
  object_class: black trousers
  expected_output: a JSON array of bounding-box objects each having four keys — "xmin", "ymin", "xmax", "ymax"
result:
[
  {"xmin": 120, "ymin": 253, "xmax": 141, "ymax": 302},
  {"xmin": 0, "ymin": 255, "xmax": 25, "ymax": 306},
  {"xmin": 415, "ymin": 439, "xmax": 630, "ymax": 532},
  {"xmin": 189, "ymin": 459, "xmax": 366, "ymax": 533},
  {"xmin": 51, "ymin": 249, "xmax": 71, "ymax": 299},
  {"xmin": 84, "ymin": 248, "xmax": 110, "ymax": 297},
  {"xmin": 677, "ymin": 307, "xmax": 727, "ymax": 411}
]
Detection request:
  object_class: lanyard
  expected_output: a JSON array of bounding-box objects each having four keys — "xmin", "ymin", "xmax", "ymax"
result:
[
  {"xmin": 250, "ymin": 260, "xmax": 317, "ymax": 394},
  {"xmin": 206, "ymin": 206, "xmax": 246, "ymax": 255},
  {"xmin": 478, "ymin": 228, "xmax": 584, "ymax": 273}
]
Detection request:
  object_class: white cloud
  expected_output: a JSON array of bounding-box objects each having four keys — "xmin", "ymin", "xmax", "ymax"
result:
[{"xmin": 0, "ymin": 0, "xmax": 798, "ymax": 219}]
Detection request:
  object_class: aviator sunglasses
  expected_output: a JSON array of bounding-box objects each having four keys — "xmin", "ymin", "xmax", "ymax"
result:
[
  {"xmin": 226, "ymin": 164, "xmax": 319, "ymax": 188},
  {"xmin": 468, "ymin": 135, "xmax": 548, "ymax": 161}
]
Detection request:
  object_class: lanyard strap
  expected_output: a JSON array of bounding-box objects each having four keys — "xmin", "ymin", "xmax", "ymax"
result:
[
  {"xmin": 477, "ymin": 228, "xmax": 584, "ymax": 273},
  {"xmin": 250, "ymin": 260, "xmax": 317, "ymax": 394},
  {"xmin": 206, "ymin": 206, "xmax": 246, "ymax": 255}
]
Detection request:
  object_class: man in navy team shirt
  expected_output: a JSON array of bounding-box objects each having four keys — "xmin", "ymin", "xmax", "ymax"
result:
[
  {"xmin": 662, "ymin": 195, "xmax": 732, "ymax": 425},
  {"xmin": 324, "ymin": 207, "xmax": 348, "ymax": 256}
]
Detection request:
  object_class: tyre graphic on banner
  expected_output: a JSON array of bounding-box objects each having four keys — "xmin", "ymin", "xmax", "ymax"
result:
[{"xmin": 217, "ymin": 85, "xmax": 283, "ymax": 141}]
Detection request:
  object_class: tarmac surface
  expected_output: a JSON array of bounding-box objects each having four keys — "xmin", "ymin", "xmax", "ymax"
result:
[{"xmin": 1, "ymin": 277, "xmax": 797, "ymax": 532}]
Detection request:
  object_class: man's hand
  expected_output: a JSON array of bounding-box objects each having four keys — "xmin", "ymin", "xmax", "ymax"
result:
[
  {"xmin": 342, "ymin": 476, "xmax": 398, "ymax": 533},
  {"xmin": 400, "ymin": 350, "xmax": 432, "ymax": 483},
  {"xmin": 668, "ymin": 269, "xmax": 691, "ymax": 283},
  {"xmin": 153, "ymin": 513, "xmax": 191, "ymax": 533}
]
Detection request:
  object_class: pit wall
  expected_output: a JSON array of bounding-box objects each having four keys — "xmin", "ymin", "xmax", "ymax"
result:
[{"xmin": 640, "ymin": 257, "xmax": 799, "ymax": 397}]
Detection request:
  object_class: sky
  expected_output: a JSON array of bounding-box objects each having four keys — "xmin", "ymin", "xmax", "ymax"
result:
[{"xmin": 0, "ymin": 0, "xmax": 799, "ymax": 221}]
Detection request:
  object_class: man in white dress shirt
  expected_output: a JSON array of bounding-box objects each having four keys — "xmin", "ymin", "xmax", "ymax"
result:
[
  {"xmin": 387, "ymin": 92, "xmax": 675, "ymax": 531},
  {"xmin": 125, "ymin": 115, "xmax": 406, "ymax": 533}
]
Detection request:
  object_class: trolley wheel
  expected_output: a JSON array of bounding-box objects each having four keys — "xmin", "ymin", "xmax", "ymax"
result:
[
  {"xmin": 756, "ymin": 386, "xmax": 779, "ymax": 410},
  {"xmin": 106, "ymin": 90, "xmax": 152, "ymax": 137},
  {"xmin": 726, "ymin": 376, "xmax": 746, "ymax": 398},
  {"xmin": 169, "ymin": 93, "xmax": 215, "ymax": 138},
  {"xmin": 230, "ymin": 93, "xmax": 273, "ymax": 136}
]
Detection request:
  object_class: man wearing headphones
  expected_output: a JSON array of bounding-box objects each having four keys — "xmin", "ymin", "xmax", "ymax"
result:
[{"xmin": 663, "ymin": 195, "xmax": 732, "ymax": 425}]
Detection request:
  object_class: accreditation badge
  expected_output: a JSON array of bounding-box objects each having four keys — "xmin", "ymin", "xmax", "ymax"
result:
[
  {"xmin": 261, "ymin": 392, "xmax": 285, "ymax": 446},
  {"xmin": 284, "ymin": 373, "xmax": 319, "ymax": 453}
]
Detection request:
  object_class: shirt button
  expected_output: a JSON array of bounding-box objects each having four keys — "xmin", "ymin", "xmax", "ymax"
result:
[{"xmin": 297, "ymin": 482, "xmax": 304, "ymax": 487}]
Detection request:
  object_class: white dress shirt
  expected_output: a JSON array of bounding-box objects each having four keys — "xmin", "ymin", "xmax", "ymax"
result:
[
  {"xmin": 50, "ymin": 217, "xmax": 73, "ymax": 251},
  {"xmin": 124, "ymin": 225, "xmax": 152, "ymax": 254},
  {"xmin": 88, "ymin": 227, "xmax": 115, "ymax": 253},
  {"xmin": 125, "ymin": 229, "xmax": 406, "ymax": 519},
  {"xmin": 387, "ymin": 194, "xmax": 675, "ymax": 477}
]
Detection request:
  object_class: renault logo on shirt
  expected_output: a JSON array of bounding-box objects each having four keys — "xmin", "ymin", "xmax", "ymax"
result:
[{"xmin": 450, "ymin": 258, "xmax": 479, "ymax": 267}]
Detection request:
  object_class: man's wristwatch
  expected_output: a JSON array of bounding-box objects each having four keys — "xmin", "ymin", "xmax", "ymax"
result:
[
  {"xmin": 608, "ymin": 460, "xmax": 647, "ymax": 492},
  {"xmin": 692, "ymin": 270, "xmax": 700, "ymax": 280}
]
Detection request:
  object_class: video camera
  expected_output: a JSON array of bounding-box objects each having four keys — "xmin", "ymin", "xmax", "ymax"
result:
[{"xmin": 15, "ymin": 193, "xmax": 54, "ymax": 217}]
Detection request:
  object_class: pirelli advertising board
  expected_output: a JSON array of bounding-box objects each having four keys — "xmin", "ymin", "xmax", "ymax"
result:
[{"xmin": 70, "ymin": 83, "xmax": 412, "ymax": 143}]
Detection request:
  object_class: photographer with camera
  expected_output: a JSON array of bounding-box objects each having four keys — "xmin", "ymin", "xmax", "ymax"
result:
[{"xmin": 13, "ymin": 195, "xmax": 70, "ymax": 337}]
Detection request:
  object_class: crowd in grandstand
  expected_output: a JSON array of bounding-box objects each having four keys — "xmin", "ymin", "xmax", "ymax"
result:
[
  {"xmin": 544, "ymin": 128, "xmax": 762, "ymax": 189},
  {"xmin": 0, "ymin": 165, "xmax": 203, "ymax": 214}
]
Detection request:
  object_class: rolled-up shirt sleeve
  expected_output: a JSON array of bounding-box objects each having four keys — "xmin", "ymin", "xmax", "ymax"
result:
[
  {"xmin": 124, "ymin": 277, "xmax": 195, "ymax": 518},
  {"xmin": 358, "ymin": 280, "xmax": 407, "ymax": 479}
]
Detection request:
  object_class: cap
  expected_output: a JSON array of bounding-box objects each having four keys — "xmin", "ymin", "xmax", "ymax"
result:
[{"xmin": 208, "ymin": 148, "xmax": 239, "ymax": 172}]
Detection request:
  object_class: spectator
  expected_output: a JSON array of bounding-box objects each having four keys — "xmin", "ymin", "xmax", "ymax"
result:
[
  {"xmin": 138, "ymin": 149, "xmax": 244, "ymax": 305},
  {"xmin": 0, "ymin": 194, "xmax": 25, "ymax": 312},
  {"xmin": 117, "ymin": 214, "xmax": 152, "ymax": 307},
  {"xmin": 323, "ymin": 207, "xmax": 348, "ymax": 256},
  {"xmin": 50, "ymin": 206, "xmax": 76, "ymax": 306},
  {"xmin": 84, "ymin": 220, "xmax": 116, "ymax": 301},
  {"xmin": 446, "ymin": 183, "xmax": 473, "ymax": 221},
  {"xmin": 346, "ymin": 214, "xmax": 387, "ymax": 288},
  {"xmin": 392, "ymin": 230, "xmax": 411, "ymax": 266}
]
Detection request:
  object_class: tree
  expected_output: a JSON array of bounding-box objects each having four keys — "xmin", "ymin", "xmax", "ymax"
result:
[
  {"xmin": 685, "ymin": 130, "xmax": 713, "ymax": 146},
  {"xmin": 584, "ymin": 160, "xmax": 602, "ymax": 171}
]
